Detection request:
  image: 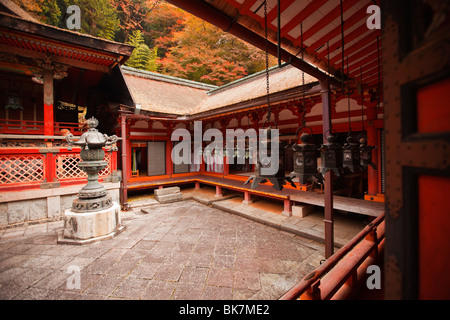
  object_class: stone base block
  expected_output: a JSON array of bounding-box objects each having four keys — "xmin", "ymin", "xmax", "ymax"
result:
[
  {"xmin": 58, "ymin": 202, "xmax": 124, "ymax": 245},
  {"xmin": 154, "ymin": 187, "xmax": 180, "ymax": 196},
  {"xmin": 281, "ymin": 210, "xmax": 292, "ymax": 217},
  {"xmin": 155, "ymin": 192, "xmax": 183, "ymax": 203},
  {"xmin": 292, "ymin": 204, "xmax": 315, "ymax": 218}
]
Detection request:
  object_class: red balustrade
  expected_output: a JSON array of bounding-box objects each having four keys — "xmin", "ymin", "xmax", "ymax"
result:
[
  {"xmin": 0, "ymin": 147, "xmax": 117, "ymax": 192},
  {"xmin": 280, "ymin": 212, "xmax": 385, "ymax": 300},
  {"xmin": 0, "ymin": 119, "xmax": 83, "ymax": 136}
]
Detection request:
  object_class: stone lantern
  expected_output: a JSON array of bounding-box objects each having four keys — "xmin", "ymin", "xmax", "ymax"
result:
[
  {"xmin": 58, "ymin": 117, "xmax": 125, "ymax": 245},
  {"xmin": 289, "ymin": 131, "xmax": 322, "ymax": 185}
]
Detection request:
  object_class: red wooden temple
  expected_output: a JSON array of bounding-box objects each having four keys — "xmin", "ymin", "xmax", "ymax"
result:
[{"xmin": 1, "ymin": 0, "xmax": 449, "ymax": 300}]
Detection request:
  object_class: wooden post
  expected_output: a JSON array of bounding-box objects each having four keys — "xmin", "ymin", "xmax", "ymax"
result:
[
  {"xmin": 215, "ymin": 185, "xmax": 222, "ymax": 198},
  {"xmin": 282, "ymin": 199, "xmax": 292, "ymax": 217},
  {"xmin": 320, "ymin": 79, "xmax": 334, "ymax": 259},
  {"xmin": 43, "ymin": 69, "xmax": 54, "ymax": 139},
  {"xmin": 366, "ymin": 105, "xmax": 378, "ymax": 196},
  {"xmin": 243, "ymin": 190, "xmax": 252, "ymax": 205},
  {"xmin": 120, "ymin": 114, "xmax": 128, "ymax": 206}
]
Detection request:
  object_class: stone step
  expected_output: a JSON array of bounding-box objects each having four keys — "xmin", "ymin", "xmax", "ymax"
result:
[
  {"xmin": 292, "ymin": 204, "xmax": 315, "ymax": 218},
  {"xmin": 154, "ymin": 186, "xmax": 181, "ymax": 196},
  {"xmin": 155, "ymin": 192, "xmax": 183, "ymax": 203}
]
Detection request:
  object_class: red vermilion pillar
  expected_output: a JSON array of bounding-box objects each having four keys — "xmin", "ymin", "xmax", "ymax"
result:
[
  {"xmin": 215, "ymin": 185, "xmax": 222, "ymax": 197},
  {"xmin": 366, "ymin": 105, "xmax": 379, "ymax": 196},
  {"xmin": 243, "ymin": 190, "xmax": 252, "ymax": 205},
  {"xmin": 120, "ymin": 115, "xmax": 128, "ymax": 206},
  {"xmin": 43, "ymin": 69, "xmax": 54, "ymax": 138}
]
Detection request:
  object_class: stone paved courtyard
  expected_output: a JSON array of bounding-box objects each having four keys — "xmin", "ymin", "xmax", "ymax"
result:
[{"xmin": 0, "ymin": 200, "xmax": 325, "ymax": 300}]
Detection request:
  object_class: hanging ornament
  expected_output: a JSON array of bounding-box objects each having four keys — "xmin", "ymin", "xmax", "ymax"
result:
[
  {"xmin": 342, "ymin": 134, "xmax": 362, "ymax": 173},
  {"xmin": 289, "ymin": 127, "xmax": 322, "ymax": 185},
  {"xmin": 319, "ymin": 130, "xmax": 343, "ymax": 177},
  {"xmin": 358, "ymin": 66, "xmax": 377, "ymax": 170},
  {"xmin": 359, "ymin": 134, "xmax": 377, "ymax": 170},
  {"xmin": 342, "ymin": 57, "xmax": 362, "ymax": 174},
  {"xmin": 288, "ymin": 21, "xmax": 322, "ymax": 186},
  {"xmin": 244, "ymin": 1, "xmax": 295, "ymax": 191}
]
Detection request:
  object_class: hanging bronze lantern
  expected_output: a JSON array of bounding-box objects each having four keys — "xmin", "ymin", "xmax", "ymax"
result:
[
  {"xmin": 342, "ymin": 134, "xmax": 362, "ymax": 173},
  {"xmin": 319, "ymin": 130, "xmax": 343, "ymax": 177},
  {"xmin": 359, "ymin": 134, "xmax": 377, "ymax": 169},
  {"xmin": 244, "ymin": 127, "xmax": 296, "ymax": 191},
  {"xmin": 289, "ymin": 127, "xmax": 322, "ymax": 185}
]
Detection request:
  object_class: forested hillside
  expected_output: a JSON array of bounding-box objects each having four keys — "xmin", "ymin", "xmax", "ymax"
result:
[{"xmin": 12, "ymin": 0, "xmax": 276, "ymax": 85}]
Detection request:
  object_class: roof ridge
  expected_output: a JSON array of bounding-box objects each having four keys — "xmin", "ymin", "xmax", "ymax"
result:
[
  {"xmin": 121, "ymin": 66, "xmax": 218, "ymax": 91},
  {"xmin": 207, "ymin": 63, "xmax": 293, "ymax": 95}
]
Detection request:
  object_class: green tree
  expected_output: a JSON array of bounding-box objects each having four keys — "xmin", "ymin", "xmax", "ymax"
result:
[
  {"xmin": 12, "ymin": 0, "xmax": 61, "ymax": 26},
  {"xmin": 125, "ymin": 30, "xmax": 158, "ymax": 71},
  {"xmin": 68, "ymin": 0, "xmax": 119, "ymax": 41}
]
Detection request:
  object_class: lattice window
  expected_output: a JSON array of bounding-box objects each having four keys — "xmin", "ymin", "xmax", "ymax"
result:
[
  {"xmin": 0, "ymin": 155, "xmax": 45, "ymax": 184},
  {"xmin": 56, "ymin": 153, "xmax": 111, "ymax": 180}
]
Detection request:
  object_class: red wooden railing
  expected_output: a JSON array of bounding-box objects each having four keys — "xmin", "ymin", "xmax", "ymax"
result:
[
  {"xmin": 279, "ymin": 212, "xmax": 385, "ymax": 300},
  {"xmin": 0, "ymin": 147, "xmax": 117, "ymax": 192},
  {"xmin": 0, "ymin": 119, "xmax": 83, "ymax": 136}
]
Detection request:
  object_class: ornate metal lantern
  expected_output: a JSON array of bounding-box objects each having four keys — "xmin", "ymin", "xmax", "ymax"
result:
[
  {"xmin": 359, "ymin": 134, "xmax": 377, "ymax": 169},
  {"xmin": 342, "ymin": 134, "xmax": 362, "ymax": 173},
  {"xmin": 66, "ymin": 117, "xmax": 119, "ymax": 212},
  {"xmin": 289, "ymin": 128, "xmax": 322, "ymax": 185},
  {"xmin": 244, "ymin": 127, "xmax": 296, "ymax": 191},
  {"xmin": 319, "ymin": 130, "xmax": 343, "ymax": 177}
]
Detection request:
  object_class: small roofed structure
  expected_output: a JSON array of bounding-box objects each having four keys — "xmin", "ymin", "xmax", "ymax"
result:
[{"xmin": 0, "ymin": 1, "xmax": 133, "ymax": 228}]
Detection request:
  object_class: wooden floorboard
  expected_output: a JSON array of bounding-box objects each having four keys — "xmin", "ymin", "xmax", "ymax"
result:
[{"xmin": 127, "ymin": 174, "xmax": 384, "ymax": 217}]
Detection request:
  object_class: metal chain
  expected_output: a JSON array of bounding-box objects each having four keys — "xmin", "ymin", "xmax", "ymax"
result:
[
  {"xmin": 264, "ymin": 0, "xmax": 272, "ymax": 127},
  {"xmin": 300, "ymin": 21, "xmax": 306, "ymax": 127},
  {"xmin": 360, "ymin": 66, "xmax": 365, "ymax": 133},
  {"xmin": 347, "ymin": 56, "xmax": 352, "ymax": 133}
]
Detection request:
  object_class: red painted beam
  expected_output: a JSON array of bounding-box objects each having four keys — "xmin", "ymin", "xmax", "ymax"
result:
[
  {"xmin": 280, "ymin": 0, "xmax": 328, "ymax": 37},
  {"xmin": 237, "ymin": 0, "xmax": 259, "ymax": 15},
  {"xmin": 348, "ymin": 52, "xmax": 380, "ymax": 74},
  {"xmin": 316, "ymin": 24, "xmax": 370, "ymax": 59},
  {"xmin": 330, "ymin": 31, "xmax": 379, "ymax": 65},
  {"xmin": 299, "ymin": 0, "xmax": 361, "ymax": 46},
  {"xmin": 267, "ymin": 0, "xmax": 296, "ymax": 24},
  {"xmin": 334, "ymin": 42, "xmax": 379, "ymax": 70},
  {"xmin": 166, "ymin": 0, "xmax": 341, "ymax": 87},
  {"xmin": 308, "ymin": 6, "xmax": 374, "ymax": 54}
]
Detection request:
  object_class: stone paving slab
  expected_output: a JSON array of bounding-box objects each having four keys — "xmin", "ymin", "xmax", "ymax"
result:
[{"xmin": 0, "ymin": 200, "xmax": 326, "ymax": 300}]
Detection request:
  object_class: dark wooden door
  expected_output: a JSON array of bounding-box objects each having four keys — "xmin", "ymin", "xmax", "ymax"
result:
[{"xmin": 382, "ymin": 0, "xmax": 450, "ymax": 299}]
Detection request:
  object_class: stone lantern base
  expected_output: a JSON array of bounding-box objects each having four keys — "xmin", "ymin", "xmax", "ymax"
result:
[{"xmin": 57, "ymin": 201, "xmax": 125, "ymax": 245}]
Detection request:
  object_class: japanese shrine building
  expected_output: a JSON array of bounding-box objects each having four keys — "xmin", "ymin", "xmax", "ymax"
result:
[
  {"xmin": 1, "ymin": 0, "xmax": 449, "ymax": 300},
  {"xmin": 0, "ymin": 2, "xmax": 133, "ymax": 226}
]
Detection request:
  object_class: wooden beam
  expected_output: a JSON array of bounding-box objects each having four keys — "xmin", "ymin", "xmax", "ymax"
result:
[
  {"xmin": 299, "ymin": 0, "xmax": 361, "ymax": 46},
  {"xmin": 238, "ymin": 0, "xmax": 259, "ymax": 15},
  {"xmin": 280, "ymin": 0, "xmax": 328, "ymax": 37},
  {"xmin": 316, "ymin": 24, "xmax": 370, "ymax": 59},
  {"xmin": 0, "ymin": 43, "xmax": 111, "ymax": 73},
  {"xmin": 308, "ymin": 6, "xmax": 373, "ymax": 53},
  {"xmin": 267, "ymin": 0, "xmax": 295, "ymax": 23},
  {"xmin": 329, "ymin": 32, "xmax": 379, "ymax": 65}
]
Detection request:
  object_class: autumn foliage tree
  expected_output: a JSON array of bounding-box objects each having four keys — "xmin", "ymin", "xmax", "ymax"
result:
[
  {"xmin": 158, "ymin": 15, "xmax": 271, "ymax": 85},
  {"xmin": 111, "ymin": 0, "xmax": 160, "ymax": 43},
  {"xmin": 12, "ymin": 0, "xmax": 274, "ymax": 85}
]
